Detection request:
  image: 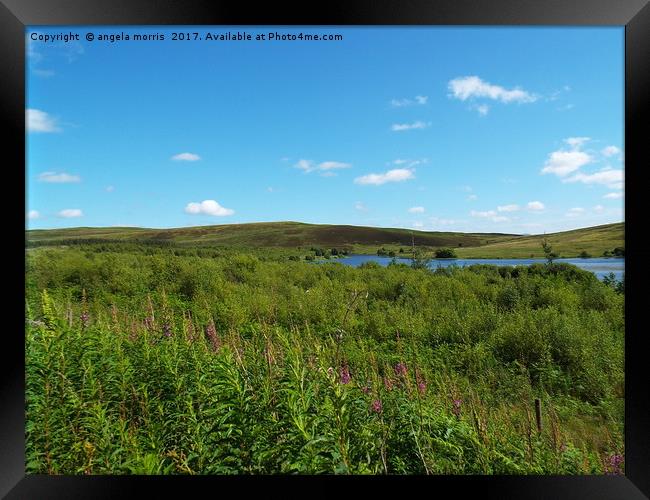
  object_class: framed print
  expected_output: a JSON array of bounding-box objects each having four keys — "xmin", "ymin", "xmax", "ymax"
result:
[{"xmin": 3, "ymin": 0, "xmax": 649, "ymax": 498}]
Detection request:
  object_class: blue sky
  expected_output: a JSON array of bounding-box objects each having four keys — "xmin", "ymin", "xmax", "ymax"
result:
[{"xmin": 26, "ymin": 27, "xmax": 624, "ymax": 234}]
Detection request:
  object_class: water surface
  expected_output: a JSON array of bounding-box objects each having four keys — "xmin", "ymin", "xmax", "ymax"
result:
[{"xmin": 331, "ymin": 255, "xmax": 624, "ymax": 281}]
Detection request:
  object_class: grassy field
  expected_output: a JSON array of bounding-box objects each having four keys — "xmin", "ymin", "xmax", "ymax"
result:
[
  {"xmin": 25, "ymin": 243, "xmax": 624, "ymax": 475},
  {"xmin": 26, "ymin": 221, "xmax": 623, "ymax": 259},
  {"xmin": 455, "ymin": 223, "xmax": 624, "ymax": 259}
]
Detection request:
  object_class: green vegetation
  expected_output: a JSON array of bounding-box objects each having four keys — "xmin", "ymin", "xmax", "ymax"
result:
[
  {"xmin": 26, "ymin": 221, "xmax": 623, "ymax": 259},
  {"xmin": 435, "ymin": 248, "xmax": 458, "ymax": 259},
  {"xmin": 25, "ymin": 244, "xmax": 624, "ymax": 474},
  {"xmin": 454, "ymin": 223, "xmax": 624, "ymax": 259}
]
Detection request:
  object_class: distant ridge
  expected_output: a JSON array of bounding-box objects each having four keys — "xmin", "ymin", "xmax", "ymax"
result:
[{"xmin": 26, "ymin": 221, "xmax": 624, "ymax": 258}]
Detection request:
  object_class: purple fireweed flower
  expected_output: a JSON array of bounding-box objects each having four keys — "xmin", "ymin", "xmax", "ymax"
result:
[
  {"xmin": 339, "ymin": 364, "xmax": 351, "ymax": 384},
  {"xmin": 162, "ymin": 323, "xmax": 172, "ymax": 338},
  {"xmin": 394, "ymin": 362, "xmax": 408, "ymax": 377},
  {"xmin": 204, "ymin": 321, "xmax": 220, "ymax": 351},
  {"xmin": 452, "ymin": 399, "xmax": 462, "ymax": 418},
  {"xmin": 606, "ymin": 454, "xmax": 624, "ymax": 475},
  {"xmin": 416, "ymin": 371, "xmax": 426, "ymax": 395},
  {"xmin": 371, "ymin": 399, "xmax": 383, "ymax": 414},
  {"xmin": 80, "ymin": 311, "xmax": 90, "ymax": 329}
]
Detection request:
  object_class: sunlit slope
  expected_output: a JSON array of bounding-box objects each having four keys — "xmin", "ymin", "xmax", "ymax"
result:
[
  {"xmin": 454, "ymin": 223, "xmax": 624, "ymax": 258},
  {"xmin": 26, "ymin": 221, "xmax": 624, "ymax": 257}
]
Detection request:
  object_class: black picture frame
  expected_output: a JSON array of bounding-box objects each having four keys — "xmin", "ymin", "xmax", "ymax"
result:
[{"xmin": 4, "ymin": 0, "xmax": 649, "ymax": 497}]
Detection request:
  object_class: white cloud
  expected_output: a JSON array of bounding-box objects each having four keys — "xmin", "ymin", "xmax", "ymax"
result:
[
  {"xmin": 318, "ymin": 161, "xmax": 351, "ymax": 171},
  {"xmin": 171, "ymin": 152, "xmax": 201, "ymax": 161},
  {"xmin": 566, "ymin": 207, "xmax": 585, "ymax": 217},
  {"xmin": 58, "ymin": 208, "xmax": 83, "ymax": 218},
  {"xmin": 564, "ymin": 137, "xmax": 591, "ymax": 149},
  {"xmin": 448, "ymin": 76, "xmax": 538, "ymax": 104},
  {"xmin": 105, "ymin": 185, "xmax": 115, "ymax": 192},
  {"xmin": 593, "ymin": 205, "xmax": 605, "ymax": 213},
  {"xmin": 467, "ymin": 194, "xmax": 478, "ymax": 201},
  {"xmin": 541, "ymin": 150, "xmax": 593, "ymax": 177},
  {"xmin": 389, "ymin": 158, "xmax": 427, "ymax": 168},
  {"xmin": 470, "ymin": 210, "xmax": 497, "ymax": 218},
  {"xmin": 412, "ymin": 221, "xmax": 424, "ymax": 228},
  {"xmin": 27, "ymin": 210, "xmax": 40, "ymax": 219},
  {"xmin": 601, "ymin": 145, "xmax": 621, "ymax": 157},
  {"xmin": 38, "ymin": 171, "xmax": 81, "ymax": 183},
  {"xmin": 497, "ymin": 204, "xmax": 519, "ymax": 212},
  {"xmin": 354, "ymin": 168, "xmax": 415, "ymax": 186},
  {"xmin": 354, "ymin": 201, "xmax": 368, "ymax": 212},
  {"xmin": 604, "ymin": 192, "xmax": 623, "ymax": 199},
  {"xmin": 184, "ymin": 200, "xmax": 234, "ymax": 216},
  {"xmin": 295, "ymin": 159, "xmax": 351, "ymax": 173},
  {"xmin": 390, "ymin": 95, "xmax": 428, "ymax": 107},
  {"xmin": 563, "ymin": 169, "xmax": 624, "ymax": 189},
  {"xmin": 27, "ymin": 109, "xmax": 61, "ymax": 133},
  {"xmin": 527, "ymin": 201, "xmax": 545, "ymax": 211},
  {"xmin": 391, "ymin": 121, "xmax": 430, "ymax": 132},
  {"xmin": 470, "ymin": 210, "xmax": 508, "ymax": 223},
  {"xmin": 408, "ymin": 206, "xmax": 425, "ymax": 214},
  {"xmin": 476, "ymin": 104, "xmax": 489, "ymax": 116}
]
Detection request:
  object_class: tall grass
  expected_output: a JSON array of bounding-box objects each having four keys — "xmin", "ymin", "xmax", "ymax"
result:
[{"xmin": 25, "ymin": 247, "xmax": 624, "ymax": 474}]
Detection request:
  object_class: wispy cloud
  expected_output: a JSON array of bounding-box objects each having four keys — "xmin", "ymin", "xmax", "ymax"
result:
[
  {"xmin": 408, "ymin": 206, "xmax": 425, "ymax": 214},
  {"xmin": 354, "ymin": 201, "xmax": 368, "ymax": 212},
  {"xmin": 184, "ymin": 200, "xmax": 234, "ymax": 216},
  {"xmin": 448, "ymin": 76, "xmax": 538, "ymax": 104},
  {"xmin": 467, "ymin": 194, "xmax": 478, "ymax": 201},
  {"xmin": 497, "ymin": 204, "xmax": 519, "ymax": 212},
  {"xmin": 390, "ymin": 95, "xmax": 428, "ymax": 107},
  {"xmin": 388, "ymin": 158, "xmax": 428, "ymax": 168},
  {"xmin": 294, "ymin": 159, "xmax": 351, "ymax": 174},
  {"xmin": 601, "ymin": 145, "xmax": 621, "ymax": 157},
  {"xmin": 26, "ymin": 108, "xmax": 61, "ymax": 133},
  {"xmin": 354, "ymin": 168, "xmax": 415, "ymax": 186},
  {"xmin": 475, "ymin": 104, "xmax": 490, "ymax": 116},
  {"xmin": 565, "ymin": 207, "xmax": 585, "ymax": 217},
  {"xmin": 391, "ymin": 121, "xmax": 430, "ymax": 132},
  {"xmin": 604, "ymin": 192, "xmax": 623, "ymax": 199},
  {"xmin": 526, "ymin": 201, "xmax": 545, "ymax": 211},
  {"xmin": 171, "ymin": 152, "xmax": 201, "ymax": 161},
  {"xmin": 563, "ymin": 169, "xmax": 624, "ymax": 190},
  {"xmin": 57, "ymin": 208, "xmax": 83, "ymax": 218},
  {"xmin": 470, "ymin": 210, "xmax": 509, "ymax": 223},
  {"xmin": 38, "ymin": 171, "xmax": 81, "ymax": 183},
  {"xmin": 27, "ymin": 210, "xmax": 40, "ymax": 220}
]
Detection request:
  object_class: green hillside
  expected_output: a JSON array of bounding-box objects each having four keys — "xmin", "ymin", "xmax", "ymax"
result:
[{"xmin": 26, "ymin": 221, "xmax": 624, "ymax": 258}]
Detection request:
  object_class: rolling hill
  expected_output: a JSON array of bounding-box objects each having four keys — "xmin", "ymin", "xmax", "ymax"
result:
[{"xmin": 25, "ymin": 221, "xmax": 624, "ymax": 258}]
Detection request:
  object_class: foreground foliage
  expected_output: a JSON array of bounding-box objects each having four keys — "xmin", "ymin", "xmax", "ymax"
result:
[{"xmin": 25, "ymin": 246, "xmax": 624, "ymax": 474}]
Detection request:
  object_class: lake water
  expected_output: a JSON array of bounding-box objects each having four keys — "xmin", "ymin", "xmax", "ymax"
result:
[{"xmin": 330, "ymin": 255, "xmax": 624, "ymax": 281}]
